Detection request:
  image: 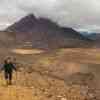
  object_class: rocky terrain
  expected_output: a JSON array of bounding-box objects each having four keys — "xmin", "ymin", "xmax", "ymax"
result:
[{"xmin": 0, "ymin": 48, "xmax": 99, "ymax": 100}]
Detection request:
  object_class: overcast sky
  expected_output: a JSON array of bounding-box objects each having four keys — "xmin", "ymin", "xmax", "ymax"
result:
[{"xmin": 0, "ymin": 0, "xmax": 100, "ymax": 33}]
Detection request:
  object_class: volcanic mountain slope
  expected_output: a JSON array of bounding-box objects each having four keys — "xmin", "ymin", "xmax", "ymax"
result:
[
  {"xmin": 0, "ymin": 31, "xmax": 16, "ymax": 47},
  {"xmin": 6, "ymin": 14, "xmax": 91, "ymax": 49}
]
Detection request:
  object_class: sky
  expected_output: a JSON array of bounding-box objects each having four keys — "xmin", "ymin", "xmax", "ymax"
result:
[{"xmin": 0, "ymin": 0, "xmax": 100, "ymax": 33}]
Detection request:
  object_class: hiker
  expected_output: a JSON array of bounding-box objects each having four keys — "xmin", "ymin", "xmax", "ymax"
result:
[{"xmin": 1, "ymin": 57, "xmax": 17, "ymax": 85}]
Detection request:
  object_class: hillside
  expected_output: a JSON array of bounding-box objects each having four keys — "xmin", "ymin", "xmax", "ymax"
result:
[{"xmin": 0, "ymin": 31, "xmax": 16, "ymax": 47}]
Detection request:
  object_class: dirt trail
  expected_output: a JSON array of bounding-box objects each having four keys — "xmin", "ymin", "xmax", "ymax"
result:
[
  {"xmin": 0, "ymin": 71, "xmax": 67, "ymax": 100},
  {"xmin": 0, "ymin": 86, "xmax": 34, "ymax": 100},
  {"xmin": 0, "ymin": 73, "xmax": 35, "ymax": 100}
]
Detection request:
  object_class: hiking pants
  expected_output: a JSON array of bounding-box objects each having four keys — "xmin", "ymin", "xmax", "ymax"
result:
[{"xmin": 4, "ymin": 72, "xmax": 12, "ymax": 81}]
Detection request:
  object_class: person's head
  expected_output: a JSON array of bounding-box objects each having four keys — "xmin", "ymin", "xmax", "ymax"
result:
[{"xmin": 5, "ymin": 57, "xmax": 12, "ymax": 64}]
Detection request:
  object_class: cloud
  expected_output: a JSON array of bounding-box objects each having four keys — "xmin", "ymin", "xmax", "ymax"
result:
[
  {"xmin": 76, "ymin": 25, "xmax": 100, "ymax": 33},
  {"xmin": 0, "ymin": 0, "xmax": 100, "ymax": 32},
  {"xmin": 0, "ymin": 23, "xmax": 10, "ymax": 30}
]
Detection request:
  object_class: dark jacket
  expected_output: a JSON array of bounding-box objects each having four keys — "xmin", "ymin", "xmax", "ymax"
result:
[{"xmin": 3, "ymin": 63, "xmax": 16, "ymax": 73}]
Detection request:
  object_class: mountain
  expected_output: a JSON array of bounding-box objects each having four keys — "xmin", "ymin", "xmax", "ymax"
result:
[
  {"xmin": 87, "ymin": 33, "xmax": 100, "ymax": 41},
  {"xmin": 6, "ymin": 14, "xmax": 91, "ymax": 49},
  {"xmin": 81, "ymin": 31, "xmax": 100, "ymax": 40},
  {"xmin": 80, "ymin": 32, "xmax": 95, "ymax": 39}
]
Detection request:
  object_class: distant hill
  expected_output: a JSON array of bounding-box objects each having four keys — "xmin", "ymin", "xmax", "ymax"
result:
[
  {"xmin": 87, "ymin": 33, "xmax": 100, "ymax": 41},
  {"xmin": 80, "ymin": 32, "xmax": 100, "ymax": 40},
  {"xmin": 80, "ymin": 32, "xmax": 100, "ymax": 47},
  {"xmin": 6, "ymin": 14, "xmax": 91, "ymax": 49}
]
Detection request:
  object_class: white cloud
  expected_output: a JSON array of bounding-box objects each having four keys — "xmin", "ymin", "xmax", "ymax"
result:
[
  {"xmin": 76, "ymin": 25, "xmax": 100, "ymax": 33},
  {"xmin": 0, "ymin": 23, "xmax": 10, "ymax": 30},
  {"xmin": 0, "ymin": 0, "xmax": 100, "ymax": 32}
]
